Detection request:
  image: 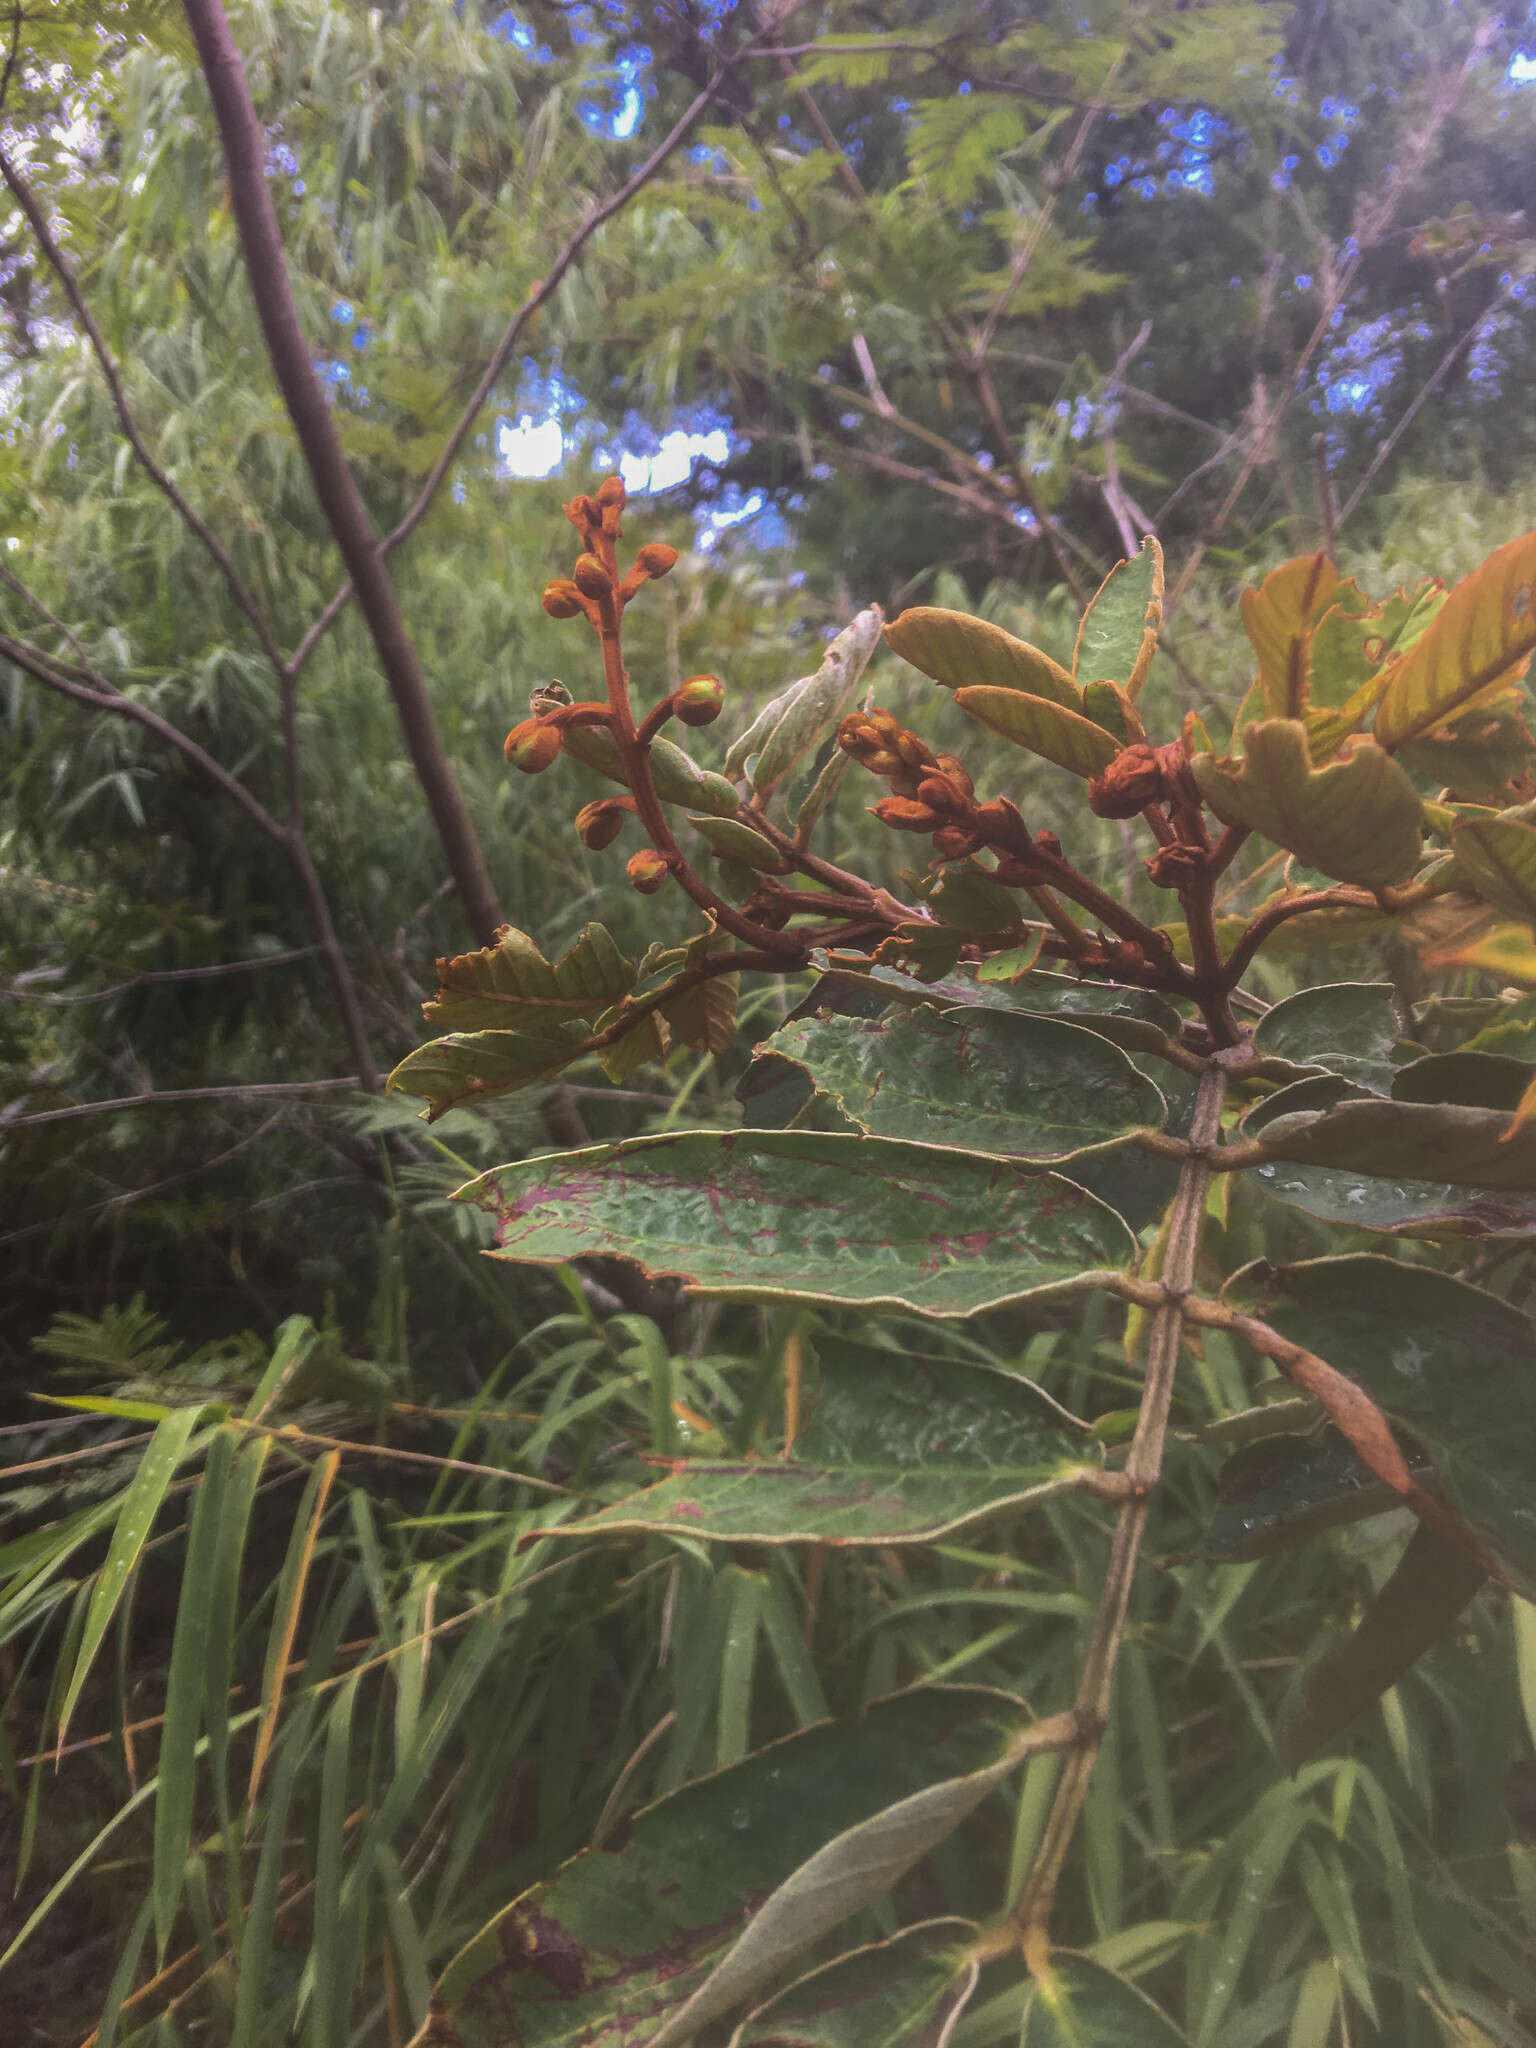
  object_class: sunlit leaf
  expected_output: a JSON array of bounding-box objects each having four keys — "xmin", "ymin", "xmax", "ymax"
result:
[
  {"xmin": 1424, "ymin": 920, "xmax": 1536, "ymax": 985},
  {"xmin": 1190, "ymin": 721, "xmax": 1423, "ymax": 886},
  {"xmin": 760, "ymin": 1005, "xmax": 1166, "ymax": 1163},
  {"xmin": 1374, "ymin": 530, "xmax": 1536, "ymax": 751},
  {"xmin": 421, "ymin": 1687, "xmax": 1043, "ymax": 2048},
  {"xmin": 459, "ymin": 1131, "xmax": 1136, "ymax": 1317},
  {"xmin": 422, "ymin": 923, "xmax": 634, "ymax": 1035},
  {"xmin": 1225, "ymin": 1254, "xmax": 1536, "ymax": 1596},
  {"xmin": 1240, "ymin": 552, "xmax": 1341, "ymax": 720},
  {"xmin": 884, "ymin": 607, "xmax": 1082, "ymax": 710},
  {"xmin": 535, "ymin": 1346, "xmax": 1099, "ymax": 1546},
  {"xmin": 730, "ymin": 1921, "xmax": 982, "ymax": 2046},
  {"xmin": 954, "ymin": 685, "xmax": 1120, "ymax": 778},
  {"xmin": 1072, "ymin": 536, "xmax": 1164, "ymax": 698}
]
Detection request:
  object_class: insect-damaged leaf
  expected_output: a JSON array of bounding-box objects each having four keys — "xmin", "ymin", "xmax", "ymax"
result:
[
  {"xmin": 422, "ymin": 923, "xmax": 634, "ymax": 1036},
  {"xmin": 458, "ymin": 1130, "xmax": 1136, "ymax": 1317},
  {"xmin": 533, "ymin": 1347, "xmax": 1100, "ymax": 1546},
  {"xmin": 729, "ymin": 1920, "xmax": 984, "ymax": 2046},
  {"xmin": 1373, "ymin": 529, "xmax": 1536, "ymax": 751},
  {"xmin": 1225, "ymin": 1254, "xmax": 1536, "ymax": 1597},
  {"xmin": 1449, "ymin": 809, "xmax": 1536, "ymax": 921},
  {"xmin": 1240, "ymin": 551, "xmax": 1341, "ymax": 720},
  {"xmin": 954, "ymin": 685, "xmax": 1120, "ymax": 779},
  {"xmin": 759, "ymin": 1006, "xmax": 1166, "ymax": 1165},
  {"xmin": 387, "ymin": 1021, "xmax": 592, "ymax": 1120},
  {"xmin": 1021, "ymin": 1951, "xmax": 1192, "ymax": 2047},
  {"xmin": 724, "ymin": 607, "xmax": 884, "ymax": 801},
  {"xmin": 884, "ymin": 607, "xmax": 1082, "ymax": 710},
  {"xmin": 1072, "ymin": 535, "xmax": 1164, "ymax": 698},
  {"xmin": 1190, "ymin": 721, "xmax": 1423, "ymax": 887},
  {"xmin": 417, "ymin": 1687, "xmax": 1047, "ymax": 2048}
]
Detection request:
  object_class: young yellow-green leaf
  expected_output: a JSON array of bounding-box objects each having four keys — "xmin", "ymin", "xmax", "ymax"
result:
[
  {"xmin": 422, "ymin": 1688, "xmax": 1046, "ymax": 2048},
  {"xmin": 1398, "ymin": 702, "xmax": 1536, "ymax": 806},
  {"xmin": 953, "ymin": 685, "xmax": 1119, "ymax": 778},
  {"xmin": 1374, "ymin": 529, "xmax": 1536, "ymax": 750},
  {"xmin": 1082, "ymin": 679, "xmax": 1144, "ymax": 743},
  {"xmin": 598, "ymin": 1006, "xmax": 669, "ymax": 1082},
  {"xmin": 1424, "ymin": 920, "xmax": 1536, "ymax": 985},
  {"xmin": 1072, "ymin": 536, "xmax": 1164, "ymax": 698},
  {"xmin": 730, "ymin": 1921, "xmax": 983, "ymax": 2046},
  {"xmin": 459, "ymin": 1131, "xmax": 1136, "ymax": 1317},
  {"xmin": 534, "ymin": 1347, "xmax": 1098, "ymax": 1546},
  {"xmin": 1225, "ymin": 1254, "xmax": 1536, "ymax": 1596},
  {"xmin": 1240, "ymin": 552, "xmax": 1341, "ymax": 719},
  {"xmin": 1023, "ymin": 1951, "xmax": 1192, "ymax": 2047},
  {"xmin": 978, "ymin": 934, "xmax": 1047, "ymax": 983},
  {"xmin": 686, "ymin": 812, "xmax": 787, "ymax": 872},
  {"xmin": 724, "ymin": 607, "xmax": 884, "ymax": 800},
  {"xmin": 387, "ymin": 1021, "xmax": 592, "ymax": 1120},
  {"xmin": 1190, "ymin": 721, "xmax": 1423, "ymax": 886},
  {"xmin": 885, "ymin": 607, "xmax": 1082, "ymax": 710},
  {"xmin": 1449, "ymin": 811, "xmax": 1536, "ymax": 920},
  {"xmin": 57, "ymin": 1404, "xmax": 209, "ymax": 1751},
  {"xmin": 422, "ymin": 923, "xmax": 634, "ymax": 1035},
  {"xmin": 760, "ymin": 1006, "xmax": 1165, "ymax": 1164},
  {"xmin": 660, "ymin": 973, "xmax": 739, "ymax": 1054},
  {"xmin": 1282, "ymin": 1525, "xmax": 1487, "ymax": 1767}
]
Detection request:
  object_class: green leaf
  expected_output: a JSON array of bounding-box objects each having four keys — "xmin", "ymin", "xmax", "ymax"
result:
[
  {"xmin": 422, "ymin": 924, "xmax": 634, "ymax": 1035},
  {"xmin": 1398, "ymin": 702, "xmax": 1536, "ymax": 806},
  {"xmin": 1251, "ymin": 981, "xmax": 1400, "ymax": 1089},
  {"xmin": 386, "ymin": 1021, "xmax": 592, "ymax": 1120},
  {"xmin": 1449, "ymin": 811, "xmax": 1536, "ymax": 919},
  {"xmin": 687, "ymin": 813, "xmax": 789, "ymax": 871},
  {"xmin": 1190, "ymin": 721, "xmax": 1423, "ymax": 886},
  {"xmin": 58, "ymin": 1404, "xmax": 208, "ymax": 1750},
  {"xmin": 459, "ymin": 1130, "xmax": 1136, "ymax": 1317},
  {"xmin": 1390, "ymin": 1051, "xmax": 1535, "ymax": 1110},
  {"xmin": 535, "ymin": 1346, "xmax": 1099, "ymax": 1545},
  {"xmin": 1023, "ymin": 1951, "xmax": 1192, "ymax": 2047},
  {"xmin": 1245, "ymin": 1153, "xmax": 1536, "ymax": 1238},
  {"xmin": 884, "ymin": 607, "xmax": 1082, "ymax": 710},
  {"xmin": 561, "ymin": 722, "xmax": 740, "ymax": 814},
  {"xmin": 1246, "ymin": 1096, "xmax": 1536, "ymax": 1190},
  {"xmin": 1201, "ymin": 1431, "xmax": 1413, "ymax": 1563},
  {"xmin": 724, "ymin": 607, "xmax": 884, "ymax": 800},
  {"xmin": 1072, "ymin": 537, "xmax": 1164, "ymax": 698},
  {"xmin": 1225, "ymin": 1254, "xmax": 1536, "ymax": 1596},
  {"xmin": 1282, "ymin": 1525, "xmax": 1487, "ymax": 1766},
  {"xmin": 1240, "ymin": 552, "xmax": 1341, "ymax": 720},
  {"xmin": 954, "ymin": 685, "xmax": 1120, "ymax": 778},
  {"xmin": 730, "ymin": 1920, "xmax": 982, "ymax": 2046},
  {"xmin": 1374, "ymin": 530, "xmax": 1536, "ymax": 750},
  {"xmin": 659, "ymin": 972, "xmax": 739, "ymax": 1054},
  {"xmin": 912, "ymin": 862, "xmax": 1022, "ymax": 934},
  {"xmin": 428, "ymin": 1687, "xmax": 1043, "ymax": 2048},
  {"xmin": 760, "ymin": 1006, "xmax": 1166, "ymax": 1164}
]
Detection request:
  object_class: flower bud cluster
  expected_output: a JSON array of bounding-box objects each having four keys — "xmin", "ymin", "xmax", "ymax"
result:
[{"xmin": 840, "ymin": 709, "xmax": 987, "ymax": 858}]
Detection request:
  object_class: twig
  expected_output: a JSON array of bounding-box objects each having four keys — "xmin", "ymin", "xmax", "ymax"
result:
[
  {"xmin": 3, "ymin": 1077, "xmax": 359, "ymax": 1131},
  {"xmin": 1, "ymin": 949, "xmax": 321, "ymax": 1004},
  {"xmin": 1011, "ymin": 1061, "xmax": 1226, "ymax": 1935}
]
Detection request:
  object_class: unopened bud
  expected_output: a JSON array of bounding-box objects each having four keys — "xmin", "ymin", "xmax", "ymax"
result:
[
  {"xmin": 675, "ymin": 674, "xmax": 725, "ymax": 727},
  {"xmin": 935, "ymin": 754, "xmax": 974, "ymax": 797},
  {"xmin": 916, "ymin": 774, "xmax": 963, "ymax": 813},
  {"xmin": 627, "ymin": 848, "xmax": 672, "ymax": 894},
  {"xmin": 1035, "ymin": 830, "xmax": 1061, "ymax": 859},
  {"xmin": 576, "ymin": 800, "xmax": 627, "ymax": 851},
  {"xmin": 894, "ymin": 730, "xmax": 937, "ymax": 771},
  {"xmin": 505, "ymin": 720, "xmax": 561, "ymax": 773},
  {"xmin": 874, "ymin": 797, "xmax": 946, "ymax": 831},
  {"xmin": 541, "ymin": 579, "xmax": 585, "ymax": 620},
  {"xmin": 596, "ymin": 474, "xmax": 627, "ymax": 509},
  {"xmin": 635, "ymin": 541, "xmax": 679, "ymax": 579},
  {"xmin": 932, "ymin": 826, "xmax": 980, "ymax": 860},
  {"xmin": 573, "ymin": 553, "xmax": 613, "ymax": 599},
  {"xmin": 1088, "ymin": 743, "xmax": 1165, "ymax": 819}
]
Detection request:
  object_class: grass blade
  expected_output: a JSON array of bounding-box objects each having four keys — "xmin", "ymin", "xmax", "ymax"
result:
[{"xmin": 248, "ymin": 1449, "xmax": 339, "ymax": 1802}]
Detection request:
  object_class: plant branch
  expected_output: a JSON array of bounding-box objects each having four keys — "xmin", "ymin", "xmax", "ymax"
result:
[
  {"xmin": 1011, "ymin": 1060, "xmax": 1226, "ymax": 1936},
  {"xmin": 3, "ymin": 1078, "xmax": 361, "ymax": 1131}
]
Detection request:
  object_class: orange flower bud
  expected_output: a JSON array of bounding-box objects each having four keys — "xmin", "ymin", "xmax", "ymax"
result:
[
  {"xmin": 576, "ymin": 800, "xmax": 627, "ymax": 851},
  {"xmin": 541, "ymin": 579, "xmax": 585, "ymax": 620},
  {"xmin": 916, "ymin": 774, "xmax": 964, "ymax": 813},
  {"xmin": 627, "ymin": 848, "xmax": 672, "ymax": 894},
  {"xmin": 874, "ymin": 796, "xmax": 946, "ymax": 831},
  {"xmin": 1087, "ymin": 743, "xmax": 1165, "ymax": 819},
  {"xmin": 935, "ymin": 754, "xmax": 974, "ymax": 797},
  {"xmin": 675, "ymin": 674, "xmax": 725, "ymax": 727},
  {"xmin": 894, "ymin": 730, "xmax": 937, "ymax": 771},
  {"xmin": 596, "ymin": 473, "xmax": 626, "ymax": 509},
  {"xmin": 505, "ymin": 720, "xmax": 561, "ymax": 773},
  {"xmin": 573, "ymin": 553, "xmax": 613, "ymax": 598},
  {"xmin": 635, "ymin": 541, "xmax": 679, "ymax": 579},
  {"xmin": 931, "ymin": 826, "xmax": 981, "ymax": 860}
]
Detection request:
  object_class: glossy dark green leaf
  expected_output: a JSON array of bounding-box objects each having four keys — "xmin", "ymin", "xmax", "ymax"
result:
[
  {"xmin": 1282, "ymin": 1525, "xmax": 1487, "ymax": 1766},
  {"xmin": 460, "ymin": 1131, "xmax": 1136, "ymax": 1317},
  {"xmin": 387, "ymin": 1021, "xmax": 592, "ymax": 1120},
  {"xmin": 1022, "ymin": 1952, "xmax": 1192, "ymax": 2046},
  {"xmin": 760, "ymin": 1007, "xmax": 1166, "ymax": 1164},
  {"xmin": 1251, "ymin": 982, "xmax": 1400, "ymax": 1088},
  {"xmin": 1225, "ymin": 1254, "xmax": 1536, "ymax": 1595},
  {"xmin": 1201, "ymin": 1431, "xmax": 1414, "ymax": 1563},
  {"xmin": 1245, "ymin": 1154, "xmax": 1536, "ymax": 1238},
  {"xmin": 1247, "ymin": 1098, "xmax": 1536, "ymax": 1190},
  {"xmin": 1242, "ymin": 1076, "xmax": 1377, "ymax": 1134},
  {"xmin": 730, "ymin": 1921, "xmax": 981, "ymax": 2046},
  {"xmin": 1389, "ymin": 1051, "xmax": 1536, "ymax": 1110},
  {"xmin": 426, "ymin": 1688, "xmax": 1033, "ymax": 2048},
  {"xmin": 537, "ymin": 1348, "xmax": 1100, "ymax": 1546}
]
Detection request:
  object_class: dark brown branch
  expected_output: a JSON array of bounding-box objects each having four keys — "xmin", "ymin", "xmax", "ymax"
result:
[{"xmin": 179, "ymin": 0, "xmax": 503, "ymax": 945}]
